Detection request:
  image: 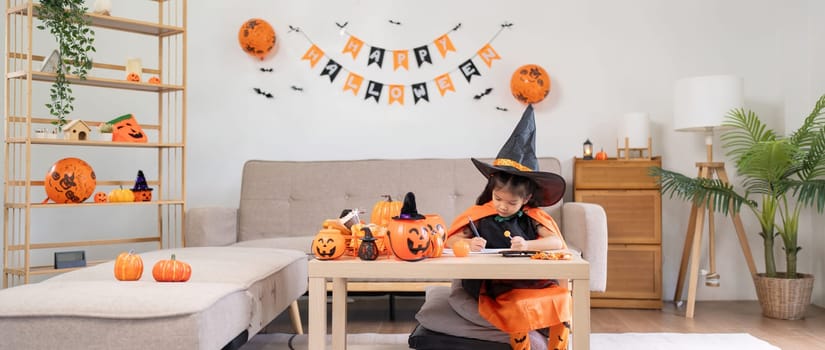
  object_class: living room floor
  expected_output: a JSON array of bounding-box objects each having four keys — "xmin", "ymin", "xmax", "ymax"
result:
[{"xmin": 264, "ymin": 294, "xmax": 825, "ymax": 349}]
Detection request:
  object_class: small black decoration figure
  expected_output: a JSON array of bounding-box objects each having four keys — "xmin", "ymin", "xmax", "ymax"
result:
[{"xmin": 358, "ymin": 226, "xmax": 379, "ymax": 261}]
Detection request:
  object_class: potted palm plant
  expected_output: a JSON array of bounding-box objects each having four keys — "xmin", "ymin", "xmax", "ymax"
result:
[{"xmin": 653, "ymin": 93, "xmax": 825, "ymax": 320}]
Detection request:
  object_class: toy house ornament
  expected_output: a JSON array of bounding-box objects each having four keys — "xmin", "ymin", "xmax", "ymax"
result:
[
  {"xmin": 130, "ymin": 170, "xmax": 153, "ymax": 202},
  {"xmin": 64, "ymin": 120, "xmax": 92, "ymax": 141}
]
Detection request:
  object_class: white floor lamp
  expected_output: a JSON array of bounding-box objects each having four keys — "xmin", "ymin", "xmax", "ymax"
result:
[{"xmin": 672, "ymin": 75, "xmax": 758, "ymax": 318}]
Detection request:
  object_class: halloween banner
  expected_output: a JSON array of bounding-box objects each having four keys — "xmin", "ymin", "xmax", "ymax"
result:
[
  {"xmin": 292, "ymin": 23, "xmax": 511, "ymax": 106},
  {"xmin": 339, "ymin": 23, "xmax": 461, "ymax": 70}
]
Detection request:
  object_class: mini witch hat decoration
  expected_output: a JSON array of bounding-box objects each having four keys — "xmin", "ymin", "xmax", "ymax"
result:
[
  {"xmin": 392, "ymin": 192, "xmax": 426, "ymax": 220},
  {"xmin": 471, "ymin": 104, "xmax": 566, "ymax": 207},
  {"xmin": 130, "ymin": 170, "xmax": 153, "ymax": 192}
]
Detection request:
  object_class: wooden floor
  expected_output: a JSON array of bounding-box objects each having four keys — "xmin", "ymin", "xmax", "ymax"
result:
[{"xmin": 265, "ymin": 294, "xmax": 825, "ymax": 349}]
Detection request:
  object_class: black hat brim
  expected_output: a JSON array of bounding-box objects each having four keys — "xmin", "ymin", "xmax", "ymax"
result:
[{"xmin": 471, "ymin": 158, "xmax": 566, "ymax": 207}]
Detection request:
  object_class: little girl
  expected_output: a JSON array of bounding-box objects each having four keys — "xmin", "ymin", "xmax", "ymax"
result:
[{"xmin": 445, "ymin": 105, "xmax": 571, "ymax": 350}]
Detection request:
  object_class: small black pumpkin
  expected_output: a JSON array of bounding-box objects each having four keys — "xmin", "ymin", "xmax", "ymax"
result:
[{"xmin": 357, "ymin": 227, "xmax": 380, "ymax": 261}]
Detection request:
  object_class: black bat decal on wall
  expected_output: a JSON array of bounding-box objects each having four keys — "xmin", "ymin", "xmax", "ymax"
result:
[
  {"xmin": 473, "ymin": 88, "xmax": 493, "ymax": 100},
  {"xmin": 388, "ymin": 20, "xmax": 402, "ymax": 25},
  {"xmin": 288, "ymin": 25, "xmax": 300, "ymax": 33},
  {"xmin": 336, "ymin": 21, "xmax": 348, "ymax": 29},
  {"xmin": 259, "ymin": 67, "xmax": 273, "ymax": 72},
  {"xmin": 290, "ymin": 86, "xmax": 304, "ymax": 92},
  {"xmin": 452, "ymin": 23, "xmax": 462, "ymax": 31},
  {"xmin": 253, "ymin": 87, "xmax": 274, "ymax": 99},
  {"xmin": 501, "ymin": 22, "xmax": 514, "ymax": 28},
  {"xmin": 496, "ymin": 106, "xmax": 508, "ymax": 112}
]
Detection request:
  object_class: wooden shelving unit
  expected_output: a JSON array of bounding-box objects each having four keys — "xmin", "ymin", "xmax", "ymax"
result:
[
  {"xmin": 574, "ymin": 157, "xmax": 663, "ymax": 309},
  {"xmin": 3, "ymin": 0, "xmax": 187, "ymax": 287}
]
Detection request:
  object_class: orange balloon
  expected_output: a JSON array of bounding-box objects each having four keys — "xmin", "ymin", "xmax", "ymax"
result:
[
  {"xmin": 44, "ymin": 158, "xmax": 96, "ymax": 203},
  {"xmin": 510, "ymin": 64, "xmax": 551, "ymax": 105},
  {"xmin": 238, "ymin": 18, "xmax": 276, "ymax": 60},
  {"xmin": 453, "ymin": 240, "xmax": 471, "ymax": 257}
]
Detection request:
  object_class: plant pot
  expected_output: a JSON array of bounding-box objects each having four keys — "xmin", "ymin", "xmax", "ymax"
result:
[{"xmin": 753, "ymin": 272, "xmax": 814, "ymax": 320}]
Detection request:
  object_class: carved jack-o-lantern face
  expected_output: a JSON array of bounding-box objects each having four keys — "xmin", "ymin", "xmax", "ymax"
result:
[
  {"xmin": 94, "ymin": 191, "xmax": 108, "ymax": 203},
  {"xmin": 424, "ymin": 215, "xmax": 446, "ymax": 258},
  {"xmin": 126, "ymin": 72, "xmax": 141, "ymax": 82},
  {"xmin": 108, "ymin": 114, "xmax": 148, "ymax": 143},
  {"xmin": 44, "ymin": 157, "xmax": 96, "ymax": 203},
  {"xmin": 387, "ymin": 218, "xmax": 431, "ymax": 262},
  {"xmin": 132, "ymin": 190, "xmax": 152, "ymax": 202},
  {"xmin": 311, "ymin": 228, "xmax": 347, "ymax": 260}
]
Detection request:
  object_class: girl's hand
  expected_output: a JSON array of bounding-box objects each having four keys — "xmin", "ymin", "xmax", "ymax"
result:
[
  {"xmin": 469, "ymin": 237, "xmax": 487, "ymax": 252},
  {"xmin": 510, "ymin": 236, "xmax": 529, "ymax": 250}
]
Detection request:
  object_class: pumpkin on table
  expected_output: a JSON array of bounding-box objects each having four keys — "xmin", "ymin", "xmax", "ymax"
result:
[
  {"xmin": 114, "ymin": 250, "xmax": 143, "ymax": 281},
  {"xmin": 386, "ymin": 192, "xmax": 432, "ymax": 262},
  {"xmin": 370, "ymin": 195, "xmax": 402, "ymax": 227},
  {"xmin": 595, "ymin": 149, "xmax": 608, "ymax": 160},
  {"xmin": 44, "ymin": 157, "xmax": 96, "ymax": 203},
  {"xmin": 311, "ymin": 228, "xmax": 347, "ymax": 260},
  {"xmin": 152, "ymin": 254, "xmax": 192, "ymax": 282},
  {"xmin": 424, "ymin": 214, "xmax": 446, "ymax": 258}
]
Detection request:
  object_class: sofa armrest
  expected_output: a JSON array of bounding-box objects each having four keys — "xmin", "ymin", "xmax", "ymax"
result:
[
  {"xmin": 562, "ymin": 202, "xmax": 608, "ymax": 292},
  {"xmin": 185, "ymin": 207, "xmax": 239, "ymax": 247}
]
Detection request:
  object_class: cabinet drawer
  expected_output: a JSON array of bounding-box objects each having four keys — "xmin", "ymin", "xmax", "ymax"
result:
[
  {"xmin": 592, "ymin": 244, "xmax": 661, "ymax": 300},
  {"xmin": 574, "ymin": 157, "xmax": 661, "ymax": 189},
  {"xmin": 574, "ymin": 190, "xmax": 661, "ymax": 244}
]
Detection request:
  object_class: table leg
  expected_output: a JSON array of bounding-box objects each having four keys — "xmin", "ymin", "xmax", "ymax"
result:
[
  {"xmin": 571, "ymin": 278, "xmax": 590, "ymax": 350},
  {"xmin": 332, "ymin": 277, "xmax": 348, "ymax": 350},
  {"xmin": 308, "ymin": 277, "xmax": 327, "ymax": 350}
]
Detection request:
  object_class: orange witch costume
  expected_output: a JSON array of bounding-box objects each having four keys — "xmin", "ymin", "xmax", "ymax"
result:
[{"xmin": 447, "ymin": 105, "xmax": 571, "ymax": 350}]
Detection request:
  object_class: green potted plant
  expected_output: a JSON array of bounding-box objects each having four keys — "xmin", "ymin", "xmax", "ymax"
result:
[
  {"xmin": 36, "ymin": 0, "xmax": 96, "ymax": 131},
  {"xmin": 653, "ymin": 93, "xmax": 825, "ymax": 320}
]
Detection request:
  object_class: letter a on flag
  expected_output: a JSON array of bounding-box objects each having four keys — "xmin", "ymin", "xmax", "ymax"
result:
[
  {"xmin": 342, "ymin": 36, "xmax": 364, "ymax": 60},
  {"xmin": 434, "ymin": 34, "xmax": 456, "ymax": 58},
  {"xmin": 302, "ymin": 45, "xmax": 324, "ymax": 68},
  {"xmin": 435, "ymin": 73, "xmax": 455, "ymax": 96},
  {"xmin": 343, "ymin": 72, "xmax": 364, "ymax": 96},
  {"xmin": 477, "ymin": 43, "xmax": 501, "ymax": 68}
]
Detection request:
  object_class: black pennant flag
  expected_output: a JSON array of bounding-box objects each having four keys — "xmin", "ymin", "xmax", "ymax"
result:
[
  {"xmin": 459, "ymin": 59, "xmax": 481, "ymax": 83},
  {"xmin": 365, "ymin": 81, "xmax": 383, "ymax": 103},
  {"xmin": 414, "ymin": 45, "xmax": 432, "ymax": 67},
  {"xmin": 412, "ymin": 82, "xmax": 429, "ymax": 104},
  {"xmin": 368, "ymin": 47, "xmax": 385, "ymax": 68},
  {"xmin": 320, "ymin": 59, "xmax": 341, "ymax": 82}
]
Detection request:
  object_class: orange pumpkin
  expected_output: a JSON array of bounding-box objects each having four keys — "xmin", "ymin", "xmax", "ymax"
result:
[
  {"xmin": 152, "ymin": 254, "xmax": 192, "ymax": 282},
  {"xmin": 370, "ymin": 195, "xmax": 402, "ymax": 227},
  {"xmin": 44, "ymin": 157, "xmax": 96, "ymax": 203},
  {"xmin": 452, "ymin": 240, "xmax": 471, "ymax": 257},
  {"xmin": 424, "ymin": 215, "xmax": 446, "ymax": 258},
  {"xmin": 114, "ymin": 250, "xmax": 143, "ymax": 281},
  {"xmin": 510, "ymin": 64, "xmax": 551, "ymax": 105},
  {"xmin": 311, "ymin": 228, "xmax": 347, "ymax": 260},
  {"xmin": 148, "ymin": 76, "xmax": 161, "ymax": 84},
  {"xmin": 595, "ymin": 149, "xmax": 608, "ymax": 160},
  {"xmin": 126, "ymin": 72, "xmax": 141, "ymax": 82},
  {"xmin": 238, "ymin": 18, "xmax": 276, "ymax": 61},
  {"xmin": 387, "ymin": 217, "xmax": 431, "ymax": 262},
  {"xmin": 94, "ymin": 191, "xmax": 108, "ymax": 203},
  {"xmin": 108, "ymin": 114, "xmax": 148, "ymax": 143},
  {"xmin": 131, "ymin": 170, "xmax": 153, "ymax": 202}
]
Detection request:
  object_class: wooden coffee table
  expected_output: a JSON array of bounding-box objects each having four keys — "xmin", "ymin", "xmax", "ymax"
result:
[{"xmin": 308, "ymin": 253, "xmax": 590, "ymax": 349}]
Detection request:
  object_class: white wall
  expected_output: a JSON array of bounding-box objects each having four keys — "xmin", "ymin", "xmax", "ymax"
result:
[{"xmin": 2, "ymin": 0, "xmax": 823, "ymax": 304}]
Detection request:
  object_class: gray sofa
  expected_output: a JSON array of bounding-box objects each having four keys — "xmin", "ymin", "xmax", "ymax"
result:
[{"xmin": 187, "ymin": 158, "xmax": 608, "ymax": 293}]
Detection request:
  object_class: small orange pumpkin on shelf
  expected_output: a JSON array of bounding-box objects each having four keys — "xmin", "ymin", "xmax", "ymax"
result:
[
  {"xmin": 108, "ymin": 114, "xmax": 148, "ymax": 143},
  {"xmin": 94, "ymin": 191, "xmax": 108, "ymax": 203},
  {"xmin": 114, "ymin": 250, "xmax": 143, "ymax": 281},
  {"xmin": 595, "ymin": 149, "xmax": 608, "ymax": 160},
  {"xmin": 126, "ymin": 72, "xmax": 141, "ymax": 82},
  {"xmin": 148, "ymin": 76, "xmax": 161, "ymax": 84},
  {"xmin": 152, "ymin": 254, "xmax": 192, "ymax": 282}
]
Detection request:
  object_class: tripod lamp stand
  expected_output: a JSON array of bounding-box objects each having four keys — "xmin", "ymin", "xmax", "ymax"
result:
[{"xmin": 671, "ymin": 75, "xmax": 758, "ymax": 318}]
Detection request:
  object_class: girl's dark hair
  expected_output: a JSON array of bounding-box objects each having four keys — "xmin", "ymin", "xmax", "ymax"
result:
[{"xmin": 475, "ymin": 172, "xmax": 539, "ymax": 207}]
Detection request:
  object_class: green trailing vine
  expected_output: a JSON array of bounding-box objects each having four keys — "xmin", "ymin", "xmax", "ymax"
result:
[{"xmin": 36, "ymin": 0, "xmax": 96, "ymax": 130}]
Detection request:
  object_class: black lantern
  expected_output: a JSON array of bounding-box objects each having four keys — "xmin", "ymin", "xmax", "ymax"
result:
[
  {"xmin": 357, "ymin": 227, "xmax": 380, "ymax": 261},
  {"xmin": 583, "ymin": 139, "xmax": 593, "ymax": 160}
]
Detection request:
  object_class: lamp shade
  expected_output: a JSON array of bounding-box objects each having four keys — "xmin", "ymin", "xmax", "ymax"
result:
[
  {"xmin": 620, "ymin": 112, "xmax": 650, "ymax": 148},
  {"xmin": 673, "ymin": 75, "xmax": 743, "ymax": 132}
]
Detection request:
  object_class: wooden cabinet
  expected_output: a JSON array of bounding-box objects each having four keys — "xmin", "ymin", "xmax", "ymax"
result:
[
  {"xmin": 3, "ymin": 1, "xmax": 186, "ymax": 287},
  {"xmin": 574, "ymin": 157, "xmax": 662, "ymax": 309}
]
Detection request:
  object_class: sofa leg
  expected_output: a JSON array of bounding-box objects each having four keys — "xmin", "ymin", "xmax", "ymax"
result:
[{"xmin": 289, "ymin": 300, "xmax": 304, "ymax": 334}]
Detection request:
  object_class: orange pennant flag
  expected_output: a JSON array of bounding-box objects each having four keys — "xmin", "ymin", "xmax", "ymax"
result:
[
  {"xmin": 477, "ymin": 43, "xmax": 501, "ymax": 68},
  {"xmin": 434, "ymin": 34, "xmax": 456, "ymax": 58},
  {"xmin": 435, "ymin": 73, "xmax": 455, "ymax": 96},
  {"xmin": 342, "ymin": 36, "xmax": 364, "ymax": 60},
  {"xmin": 388, "ymin": 85, "xmax": 405, "ymax": 105},
  {"xmin": 343, "ymin": 72, "xmax": 364, "ymax": 95},
  {"xmin": 393, "ymin": 50, "xmax": 409, "ymax": 71},
  {"xmin": 302, "ymin": 44, "xmax": 324, "ymax": 68}
]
